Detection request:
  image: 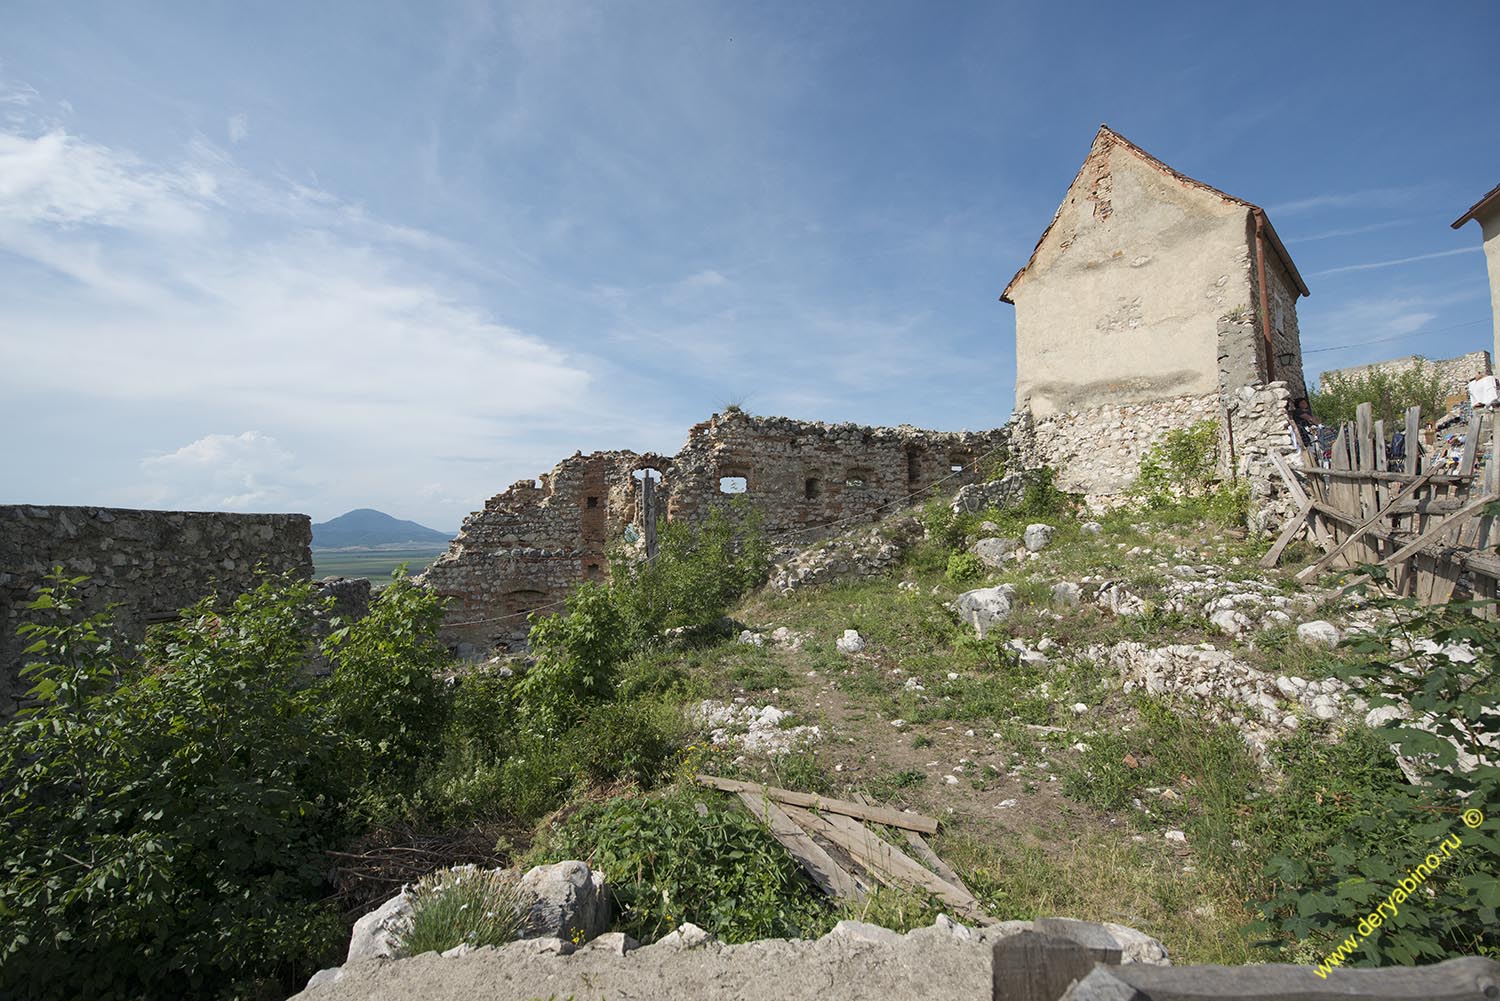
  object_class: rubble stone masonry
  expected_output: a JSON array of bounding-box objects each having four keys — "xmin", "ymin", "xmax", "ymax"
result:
[
  {"xmin": 0, "ymin": 505, "xmax": 314, "ymax": 714},
  {"xmin": 419, "ymin": 411, "xmax": 1009, "ymax": 656}
]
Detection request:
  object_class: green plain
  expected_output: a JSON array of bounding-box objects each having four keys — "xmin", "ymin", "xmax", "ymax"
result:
[{"xmin": 311, "ymin": 546, "xmax": 448, "ymax": 581}]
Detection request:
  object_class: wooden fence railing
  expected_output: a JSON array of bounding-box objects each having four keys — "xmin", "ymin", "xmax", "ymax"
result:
[{"xmin": 1262, "ymin": 401, "xmax": 1500, "ymax": 612}]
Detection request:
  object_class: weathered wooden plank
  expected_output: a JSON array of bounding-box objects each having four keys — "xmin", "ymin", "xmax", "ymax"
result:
[
  {"xmin": 1295, "ymin": 473, "xmax": 1436, "ymax": 582},
  {"xmin": 1260, "ymin": 500, "xmax": 1312, "ymax": 569},
  {"xmin": 851, "ymin": 792, "xmax": 973, "ymax": 897},
  {"xmin": 1061, "ymin": 955, "xmax": 1500, "ymax": 1001},
  {"xmin": 1337, "ymin": 493, "xmax": 1500, "ymax": 593},
  {"xmin": 1268, "ymin": 451, "xmax": 1332, "ymax": 548},
  {"xmin": 1404, "ymin": 406, "xmax": 1421, "ymax": 476},
  {"xmin": 779, "ymin": 805, "xmax": 983, "ymax": 919},
  {"xmin": 1316, "ymin": 470, "xmax": 1470, "ymax": 483},
  {"xmin": 696, "ymin": 774, "xmax": 939, "ymax": 834},
  {"xmin": 736, "ymin": 791, "xmax": 865, "ymax": 901}
]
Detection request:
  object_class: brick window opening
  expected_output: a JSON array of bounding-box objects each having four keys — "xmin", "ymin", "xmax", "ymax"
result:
[
  {"xmin": 719, "ymin": 476, "xmax": 747, "ymax": 494},
  {"xmin": 805, "ymin": 477, "xmax": 820, "ymax": 500},
  {"xmin": 585, "ymin": 563, "xmax": 603, "ymax": 580},
  {"xmin": 845, "ymin": 471, "xmax": 869, "ymax": 488},
  {"xmin": 586, "ymin": 496, "xmax": 599, "ymax": 509}
]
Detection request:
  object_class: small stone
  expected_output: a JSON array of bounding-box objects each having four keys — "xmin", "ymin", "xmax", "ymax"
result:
[
  {"xmin": 1165, "ymin": 830, "xmax": 1187, "ymax": 844},
  {"xmin": 1023, "ymin": 523, "xmax": 1055, "ymax": 552},
  {"xmin": 943, "ymin": 774, "xmax": 960, "ymax": 786},
  {"xmin": 1051, "ymin": 582, "xmax": 1082, "ymax": 607},
  {"xmin": 1071, "ymin": 702, "xmax": 1088, "ymax": 715},
  {"xmin": 836, "ymin": 629, "xmax": 866, "ymax": 654},
  {"xmin": 1081, "ymin": 521, "xmax": 1103, "ymax": 535}
]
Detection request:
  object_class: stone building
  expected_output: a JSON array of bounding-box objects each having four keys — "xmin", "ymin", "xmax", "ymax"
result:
[
  {"xmin": 1001, "ymin": 125, "xmax": 1309, "ymax": 495},
  {"xmin": 1451, "ymin": 183, "xmax": 1500, "ymax": 364},
  {"xmin": 418, "ymin": 410, "xmax": 1008, "ymax": 656}
]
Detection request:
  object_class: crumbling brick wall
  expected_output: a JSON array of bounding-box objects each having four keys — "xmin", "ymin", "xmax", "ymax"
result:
[
  {"xmin": 0, "ymin": 505, "xmax": 315, "ymax": 714},
  {"xmin": 420, "ymin": 411, "xmax": 1009, "ymax": 657}
]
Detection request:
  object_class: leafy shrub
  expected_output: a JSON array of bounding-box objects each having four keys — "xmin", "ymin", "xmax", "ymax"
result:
[
  {"xmin": 1256, "ymin": 590, "xmax": 1500, "ymax": 963},
  {"xmin": 530, "ymin": 788, "xmax": 831, "ymax": 942},
  {"xmin": 1132, "ymin": 420, "xmax": 1220, "ymax": 508},
  {"xmin": 945, "ymin": 551, "xmax": 983, "ymax": 586},
  {"xmin": 1016, "ymin": 466, "xmax": 1077, "ymax": 518},
  {"xmin": 394, "ymin": 867, "xmax": 522, "ymax": 956},
  {"xmin": 1309, "ymin": 361, "xmax": 1447, "ymax": 430},
  {"xmin": 447, "ymin": 667, "xmax": 518, "ymax": 762},
  {"xmin": 326, "ymin": 571, "xmax": 452, "ymax": 791},
  {"xmin": 572, "ymin": 698, "xmax": 683, "ymax": 787},
  {"xmin": 519, "ymin": 581, "xmax": 631, "ymax": 730},
  {"xmin": 0, "ymin": 572, "xmax": 347, "ymax": 1001},
  {"xmin": 609, "ymin": 499, "xmax": 770, "ymax": 644}
]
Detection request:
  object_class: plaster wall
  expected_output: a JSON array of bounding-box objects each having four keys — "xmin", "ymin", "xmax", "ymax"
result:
[
  {"xmin": 1010, "ymin": 145, "xmax": 1257, "ymax": 418},
  {"xmin": 1482, "ymin": 211, "xmax": 1500, "ymax": 364}
]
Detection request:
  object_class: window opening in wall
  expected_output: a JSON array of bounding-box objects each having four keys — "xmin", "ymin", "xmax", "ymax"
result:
[
  {"xmin": 719, "ymin": 476, "xmax": 747, "ymax": 494},
  {"xmin": 804, "ymin": 477, "xmax": 820, "ymax": 500},
  {"xmin": 586, "ymin": 496, "xmax": 599, "ymax": 509},
  {"xmin": 632, "ymin": 467, "xmax": 663, "ymax": 484},
  {"xmin": 845, "ymin": 470, "xmax": 869, "ymax": 488},
  {"xmin": 585, "ymin": 562, "xmax": 603, "ymax": 580},
  {"xmin": 906, "ymin": 448, "xmax": 921, "ymax": 488}
]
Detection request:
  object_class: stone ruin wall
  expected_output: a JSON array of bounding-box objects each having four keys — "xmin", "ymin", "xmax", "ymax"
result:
[
  {"xmin": 420, "ymin": 411, "xmax": 1010, "ymax": 657},
  {"xmin": 0, "ymin": 505, "xmax": 317, "ymax": 714},
  {"xmin": 1319, "ymin": 349, "xmax": 1493, "ymax": 406}
]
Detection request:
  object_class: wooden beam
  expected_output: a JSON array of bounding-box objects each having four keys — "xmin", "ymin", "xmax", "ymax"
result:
[
  {"xmin": 779, "ymin": 805, "xmax": 986, "ymax": 920},
  {"xmin": 735, "ymin": 791, "xmax": 865, "ymax": 901},
  {"xmin": 1295, "ymin": 471, "xmax": 1436, "ymax": 582},
  {"xmin": 1309, "ymin": 500, "xmax": 1500, "ymax": 578},
  {"xmin": 1268, "ymin": 451, "xmax": 1332, "ymax": 547},
  {"xmin": 1337, "ymin": 493, "xmax": 1500, "ymax": 593},
  {"xmin": 696, "ymin": 774, "xmax": 939, "ymax": 834},
  {"xmin": 852, "ymin": 792, "xmax": 972, "ymax": 898},
  {"xmin": 1259, "ymin": 499, "xmax": 1312, "ymax": 568}
]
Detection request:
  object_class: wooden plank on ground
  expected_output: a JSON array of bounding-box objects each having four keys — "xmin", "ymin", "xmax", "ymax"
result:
[
  {"xmin": 852, "ymin": 792, "xmax": 972, "ymax": 898},
  {"xmin": 1295, "ymin": 472, "xmax": 1436, "ymax": 582},
  {"xmin": 736, "ymin": 791, "xmax": 865, "ymax": 900},
  {"xmin": 779, "ymin": 804, "xmax": 986, "ymax": 921},
  {"xmin": 696, "ymin": 775, "xmax": 939, "ymax": 834}
]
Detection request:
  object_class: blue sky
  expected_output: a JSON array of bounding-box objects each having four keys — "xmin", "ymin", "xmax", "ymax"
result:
[{"xmin": 2, "ymin": 1, "xmax": 1496, "ymax": 530}]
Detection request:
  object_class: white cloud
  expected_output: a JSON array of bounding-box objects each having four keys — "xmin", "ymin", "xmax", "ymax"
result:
[
  {"xmin": 227, "ymin": 113, "xmax": 249, "ymax": 144},
  {"xmin": 1310, "ymin": 246, "xmax": 1481, "ymax": 278},
  {"xmin": 140, "ymin": 431, "xmax": 299, "ymax": 511}
]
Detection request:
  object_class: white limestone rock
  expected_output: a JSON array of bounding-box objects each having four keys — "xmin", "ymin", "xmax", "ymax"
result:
[
  {"xmin": 1023, "ymin": 523, "xmax": 1055, "ymax": 552},
  {"xmin": 972, "ymin": 537, "xmax": 1020, "ymax": 570},
  {"xmin": 836, "ymin": 629, "xmax": 866, "ymax": 654},
  {"xmin": 516, "ymin": 861, "xmax": 610, "ymax": 943},
  {"xmin": 1050, "ymin": 582, "xmax": 1082, "ymax": 607},
  {"xmin": 346, "ymin": 889, "xmax": 412, "ymax": 963},
  {"xmin": 953, "ymin": 585, "xmax": 1016, "ymax": 639},
  {"xmin": 1296, "ymin": 620, "xmax": 1341, "ymax": 648},
  {"xmin": 1209, "ymin": 609, "xmax": 1252, "ymax": 637}
]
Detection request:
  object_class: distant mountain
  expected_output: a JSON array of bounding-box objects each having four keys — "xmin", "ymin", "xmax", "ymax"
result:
[{"xmin": 312, "ymin": 509, "xmax": 453, "ymax": 550}]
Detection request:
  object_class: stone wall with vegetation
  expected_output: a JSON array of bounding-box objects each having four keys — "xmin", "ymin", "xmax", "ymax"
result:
[
  {"xmin": 1319, "ymin": 349, "xmax": 1492, "ymax": 404},
  {"xmin": 0, "ymin": 504, "xmax": 313, "ymax": 714},
  {"xmin": 420, "ymin": 411, "xmax": 1010, "ymax": 657}
]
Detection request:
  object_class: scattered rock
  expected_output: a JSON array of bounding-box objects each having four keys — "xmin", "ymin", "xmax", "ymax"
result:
[
  {"xmin": 1050, "ymin": 582, "xmax": 1082, "ymax": 607},
  {"xmin": 346, "ymin": 888, "xmax": 411, "ymax": 962},
  {"xmin": 517, "ymin": 861, "xmax": 610, "ymax": 943},
  {"xmin": 972, "ymin": 537, "xmax": 1019, "ymax": 570},
  {"xmin": 836, "ymin": 629, "xmax": 866, "ymax": 654},
  {"xmin": 1296, "ymin": 620, "xmax": 1341, "ymax": 648},
  {"xmin": 736, "ymin": 630, "xmax": 764, "ymax": 647},
  {"xmin": 1209, "ymin": 609, "xmax": 1253, "ymax": 637},
  {"xmin": 1023, "ymin": 523, "xmax": 1054, "ymax": 552},
  {"xmin": 953, "ymin": 585, "xmax": 1016, "ymax": 639},
  {"xmin": 1096, "ymin": 583, "xmax": 1145, "ymax": 616},
  {"xmin": 1081, "ymin": 521, "xmax": 1103, "ymax": 535}
]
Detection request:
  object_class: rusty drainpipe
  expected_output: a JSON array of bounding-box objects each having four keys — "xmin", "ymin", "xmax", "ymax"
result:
[{"xmin": 1253, "ymin": 210, "xmax": 1275, "ymax": 384}]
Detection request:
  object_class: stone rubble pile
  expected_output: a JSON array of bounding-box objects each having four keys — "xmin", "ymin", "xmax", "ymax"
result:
[
  {"xmin": 768, "ymin": 523, "xmax": 915, "ymax": 596},
  {"xmin": 693, "ymin": 699, "xmax": 821, "ymax": 755}
]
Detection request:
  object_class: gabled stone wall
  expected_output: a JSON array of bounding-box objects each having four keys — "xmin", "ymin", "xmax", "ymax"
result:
[{"xmin": 419, "ymin": 411, "xmax": 1010, "ymax": 657}]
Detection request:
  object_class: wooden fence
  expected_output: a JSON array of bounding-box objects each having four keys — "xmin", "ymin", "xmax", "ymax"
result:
[{"xmin": 1261, "ymin": 402, "xmax": 1500, "ymax": 611}]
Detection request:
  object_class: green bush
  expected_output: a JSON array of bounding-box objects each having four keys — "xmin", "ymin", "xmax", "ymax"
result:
[
  {"xmin": 1256, "ymin": 590, "xmax": 1500, "ymax": 964},
  {"xmin": 1309, "ymin": 361, "xmax": 1447, "ymax": 430},
  {"xmin": 326, "ymin": 570, "xmax": 451, "ymax": 791},
  {"xmin": 394, "ymin": 867, "xmax": 522, "ymax": 956},
  {"xmin": 572, "ymin": 698, "xmax": 683, "ymax": 787},
  {"xmin": 530, "ymin": 788, "xmax": 831, "ymax": 943},
  {"xmin": 519, "ymin": 581, "xmax": 631, "ymax": 730},
  {"xmin": 1132, "ymin": 420, "xmax": 1220, "ymax": 508},
  {"xmin": 0, "ymin": 572, "xmax": 347, "ymax": 1001},
  {"xmin": 609, "ymin": 500, "xmax": 770, "ymax": 644},
  {"xmin": 1016, "ymin": 466, "xmax": 1077, "ymax": 518},
  {"xmin": 945, "ymin": 551, "xmax": 983, "ymax": 586}
]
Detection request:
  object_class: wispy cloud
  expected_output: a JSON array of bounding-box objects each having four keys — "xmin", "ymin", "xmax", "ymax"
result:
[
  {"xmin": 1309, "ymin": 246, "xmax": 1481, "ymax": 277},
  {"xmin": 1266, "ymin": 187, "xmax": 1421, "ymax": 217},
  {"xmin": 227, "ymin": 113, "xmax": 248, "ymax": 143},
  {"xmin": 140, "ymin": 431, "xmax": 301, "ymax": 511}
]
